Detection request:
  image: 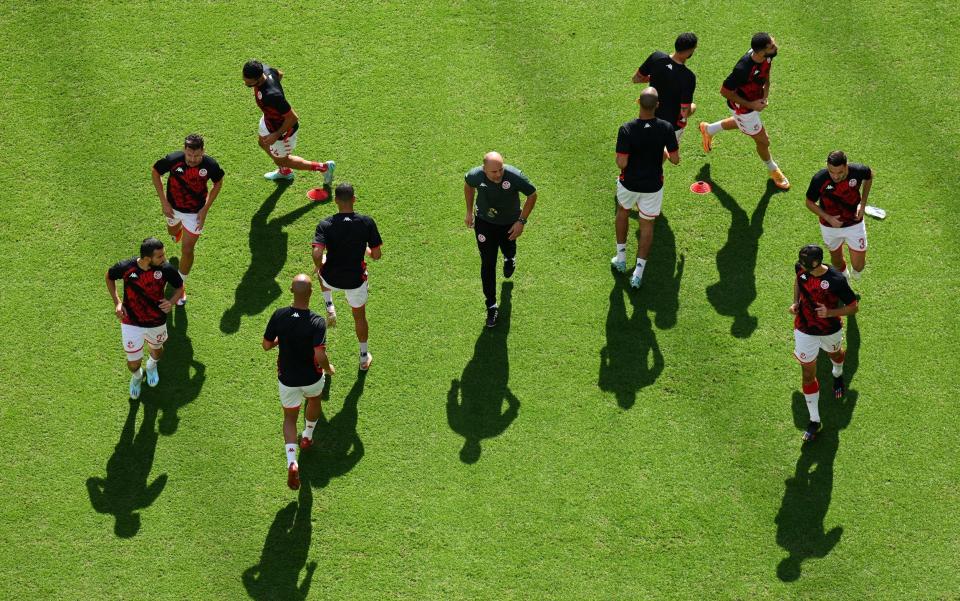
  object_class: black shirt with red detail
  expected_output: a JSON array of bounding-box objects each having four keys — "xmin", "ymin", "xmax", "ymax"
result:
[
  {"xmin": 638, "ymin": 51, "xmax": 697, "ymax": 130},
  {"xmin": 153, "ymin": 152, "xmax": 224, "ymax": 213},
  {"xmin": 616, "ymin": 117, "xmax": 679, "ymax": 193},
  {"xmin": 313, "ymin": 213, "xmax": 383, "ymax": 290},
  {"xmin": 794, "ymin": 263, "xmax": 857, "ymax": 336},
  {"xmin": 107, "ymin": 258, "xmax": 184, "ymax": 328},
  {"xmin": 722, "ymin": 52, "xmax": 772, "ymax": 114},
  {"xmin": 805, "ymin": 163, "xmax": 873, "ymax": 228},
  {"xmin": 264, "ymin": 306, "xmax": 327, "ymax": 387},
  {"xmin": 254, "ymin": 65, "xmax": 297, "ymax": 135}
]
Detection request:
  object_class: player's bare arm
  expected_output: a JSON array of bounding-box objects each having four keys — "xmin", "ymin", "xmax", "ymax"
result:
[
  {"xmin": 261, "ymin": 110, "xmax": 299, "ymax": 145},
  {"xmin": 666, "ymin": 149, "xmax": 680, "ymax": 166},
  {"xmin": 789, "ymin": 280, "xmax": 800, "ymax": 314},
  {"xmin": 816, "ymin": 300, "xmax": 858, "ymax": 319},
  {"xmin": 464, "ymin": 183, "xmax": 476, "ymax": 228},
  {"xmin": 367, "ymin": 245, "xmax": 383, "ymax": 260},
  {"xmin": 311, "ymin": 244, "xmax": 326, "ymax": 274},
  {"xmin": 721, "ymin": 86, "xmax": 764, "ymax": 112},
  {"xmin": 315, "ymin": 346, "xmax": 334, "ymax": 375},
  {"xmin": 508, "ymin": 192, "xmax": 537, "ymax": 241},
  {"xmin": 805, "ymin": 197, "xmax": 843, "ymax": 228},
  {"xmin": 615, "ymin": 153, "xmax": 629, "ymax": 170},
  {"xmin": 106, "ymin": 276, "xmax": 125, "ymax": 320},
  {"xmin": 262, "ymin": 336, "xmax": 279, "ymax": 351},
  {"xmin": 857, "ymin": 172, "xmax": 874, "ymax": 220},
  {"xmin": 151, "ymin": 167, "xmax": 173, "ymax": 218},
  {"xmin": 163, "ymin": 286, "xmax": 185, "ymax": 310},
  {"xmin": 632, "ymin": 69, "xmax": 650, "ymax": 84},
  {"xmin": 197, "ymin": 178, "xmax": 223, "ymax": 228}
]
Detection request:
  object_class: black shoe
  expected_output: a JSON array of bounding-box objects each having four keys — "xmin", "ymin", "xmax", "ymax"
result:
[
  {"xmin": 833, "ymin": 375, "xmax": 845, "ymax": 399},
  {"xmin": 503, "ymin": 257, "xmax": 516, "ymax": 279},
  {"xmin": 485, "ymin": 306, "xmax": 499, "ymax": 328},
  {"xmin": 802, "ymin": 421, "xmax": 821, "ymax": 443}
]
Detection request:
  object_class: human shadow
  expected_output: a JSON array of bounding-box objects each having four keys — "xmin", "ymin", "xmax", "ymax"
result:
[
  {"xmin": 447, "ymin": 281, "xmax": 519, "ymax": 463},
  {"xmin": 241, "ymin": 485, "xmax": 317, "ymax": 601},
  {"xmin": 220, "ymin": 183, "xmax": 324, "ymax": 333},
  {"xmin": 86, "ymin": 400, "xmax": 168, "ymax": 538},
  {"xmin": 775, "ymin": 313, "xmax": 860, "ymax": 581},
  {"xmin": 700, "ymin": 164, "xmax": 784, "ymax": 338},
  {"xmin": 148, "ymin": 304, "xmax": 205, "ymax": 435},
  {"xmin": 631, "ymin": 212, "xmax": 685, "ymax": 330},
  {"xmin": 299, "ymin": 372, "xmax": 366, "ymax": 489}
]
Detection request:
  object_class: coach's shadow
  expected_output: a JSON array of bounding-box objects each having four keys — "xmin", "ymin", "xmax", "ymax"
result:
[
  {"xmin": 86, "ymin": 400, "xmax": 167, "ymax": 538},
  {"xmin": 300, "ymin": 372, "xmax": 366, "ymax": 489},
  {"xmin": 221, "ymin": 183, "xmax": 325, "ymax": 334},
  {"xmin": 775, "ymin": 314, "xmax": 860, "ymax": 582},
  {"xmin": 148, "ymin": 303, "xmax": 205, "ymax": 435},
  {"xmin": 241, "ymin": 485, "xmax": 316, "ymax": 601},
  {"xmin": 447, "ymin": 281, "xmax": 519, "ymax": 463},
  {"xmin": 701, "ymin": 164, "xmax": 784, "ymax": 338}
]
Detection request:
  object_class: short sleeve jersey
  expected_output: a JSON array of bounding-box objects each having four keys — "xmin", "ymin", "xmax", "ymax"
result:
[
  {"xmin": 313, "ymin": 213, "xmax": 383, "ymax": 290},
  {"xmin": 794, "ymin": 264, "xmax": 857, "ymax": 336},
  {"xmin": 638, "ymin": 51, "xmax": 697, "ymax": 129},
  {"xmin": 254, "ymin": 65, "xmax": 297, "ymax": 135},
  {"xmin": 464, "ymin": 165, "xmax": 537, "ymax": 226},
  {"xmin": 805, "ymin": 163, "xmax": 873, "ymax": 228},
  {"xmin": 722, "ymin": 52, "xmax": 772, "ymax": 114},
  {"xmin": 616, "ymin": 118, "xmax": 679, "ymax": 193},
  {"xmin": 263, "ymin": 306, "xmax": 326, "ymax": 387},
  {"xmin": 153, "ymin": 152, "xmax": 224, "ymax": 213},
  {"xmin": 107, "ymin": 258, "xmax": 184, "ymax": 328}
]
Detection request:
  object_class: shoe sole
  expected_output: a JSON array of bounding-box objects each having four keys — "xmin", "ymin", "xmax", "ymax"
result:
[
  {"xmin": 287, "ymin": 465, "xmax": 300, "ymax": 490},
  {"xmin": 323, "ymin": 162, "xmax": 336, "ymax": 186}
]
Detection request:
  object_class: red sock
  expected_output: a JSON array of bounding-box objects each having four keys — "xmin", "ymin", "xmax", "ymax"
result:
[
  {"xmin": 278, "ymin": 167, "xmax": 293, "ymax": 175},
  {"xmin": 309, "ymin": 161, "xmax": 328, "ymax": 172},
  {"xmin": 802, "ymin": 379, "xmax": 819, "ymax": 395}
]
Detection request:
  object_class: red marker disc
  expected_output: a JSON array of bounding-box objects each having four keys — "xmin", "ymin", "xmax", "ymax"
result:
[
  {"xmin": 690, "ymin": 181, "xmax": 712, "ymax": 195},
  {"xmin": 307, "ymin": 187, "xmax": 330, "ymax": 202}
]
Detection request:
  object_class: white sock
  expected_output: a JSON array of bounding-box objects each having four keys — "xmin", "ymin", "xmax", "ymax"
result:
[
  {"xmin": 146, "ymin": 357, "xmax": 158, "ymax": 371},
  {"xmin": 285, "ymin": 444, "xmax": 298, "ymax": 467},
  {"xmin": 302, "ymin": 419, "xmax": 318, "ymax": 439},
  {"xmin": 632, "ymin": 258, "xmax": 646, "ymax": 279},
  {"xmin": 831, "ymin": 360, "xmax": 844, "ymax": 378},
  {"xmin": 615, "ymin": 244, "xmax": 626, "ymax": 260},
  {"xmin": 178, "ymin": 270, "xmax": 188, "ymax": 282},
  {"xmin": 131, "ymin": 368, "xmax": 144, "ymax": 381},
  {"xmin": 359, "ymin": 342, "xmax": 368, "ymax": 355},
  {"xmin": 764, "ymin": 158, "xmax": 779, "ymax": 171},
  {"xmin": 322, "ymin": 290, "xmax": 333, "ymax": 306},
  {"xmin": 851, "ymin": 267, "xmax": 863, "ymax": 280},
  {"xmin": 706, "ymin": 121, "xmax": 723, "ymax": 135},
  {"xmin": 842, "ymin": 268, "xmax": 851, "ymax": 280},
  {"xmin": 805, "ymin": 391, "xmax": 821, "ymax": 423}
]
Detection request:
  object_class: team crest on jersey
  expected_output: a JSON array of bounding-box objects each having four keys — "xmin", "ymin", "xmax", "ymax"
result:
[
  {"xmin": 820, "ymin": 280, "xmax": 829, "ymax": 290},
  {"xmin": 257, "ymin": 91, "xmax": 262, "ymax": 100},
  {"xmin": 127, "ymin": 341, "xmax": 134, "ymax": 348},
  {"xmin": 849, "ymin": 179, "xmax": 858, "ymax": 187},
  {"xmin": 501, "ymin": 180, "xmax": 511, "ymax": 190},
  {"xmin": 477, "ymin": 234, "xmax": 486, "ymax": 242},
  {"xmin": 199, "ymin": 168, "xmax": 208, "ymax": 177},
  {"xmin": 154, "ymin": 271, "xmax": 163, "ymax": 280}
]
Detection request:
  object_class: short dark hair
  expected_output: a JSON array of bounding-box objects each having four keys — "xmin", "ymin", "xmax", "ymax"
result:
[
  {"xmin": 798, "ymin": 244, "xmax": 824, "ymax": 269},
  {"xmin": 140, "ymin": 237, "xmax": 164, "ymax": 258},
  {"xmin": 242, "ymin": 60, "xmax": 264, "ymax": 79},
  {"xmin": 184, "ymin": 134, "xmax": 204, "ymax": 150},
  {"xmin": 675, "ymin": 32, "xmax": 698, "ymax": 53},
  {"xmin": 827, "ymin": 150, "xmax": 848, "ymax": 166},
  {"xmin": 334, "ymin": 182, "xmax": 355, "ymax": 202},
  {"xmin": 751, "ymin": 32, "xmax": 773, "ymax": 52}
]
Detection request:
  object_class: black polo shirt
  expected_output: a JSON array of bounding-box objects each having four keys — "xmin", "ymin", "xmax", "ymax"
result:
[{"xmin": 464, "ymin": 165, "xmax": 536, "ymax": 225}]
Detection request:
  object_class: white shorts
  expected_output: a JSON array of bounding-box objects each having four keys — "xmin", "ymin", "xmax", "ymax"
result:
[
  {"xmin": 820, "ymin": 221, "xmax": 867, "ymax": 252},
  {"xmin": 793, "ymin": 328, "xmax": 843, "ymax": 364},
  {"xmin": 616, "ymin": 180, "xmax": 662, "ymax": 220},
  {"xmin": 732, "ymin": 109, "xmax": 763, "ymax": 136},
  {"xmin": 321, "ymin": 277, "xmax": 369, "ymax": 308},
  {"xmin": 165, "ymin": 209, "xmax": 203, "ymax": 236},
  {"xmin": 674, "ymin": 127, "xmax": 685, "ymax": 143},
  {"xmin": 121, "ymin": 323, "xmax": 168, "ymax": 361},
  {"xmin": 278, "ymin": 376, "xmax": 325, "ymax": 409},
  {"xmin": 259, "ymin": 116, "xmax": 298, "ymax": 158}
]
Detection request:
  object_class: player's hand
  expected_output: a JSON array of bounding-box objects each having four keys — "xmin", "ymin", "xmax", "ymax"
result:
[
  {"xmin": 855, "ymin": 205, "xmax": 865, "ymax": 221},
  {"xmin": 161, "ymin": 202, "xmax": 174, "ymax": 219},
  {"xmin": 632, "ymin": 71, "xmax": 650, "ymax": 84},
  {"xmin": 465, "ymin": 213, "xmax": 474, "ymax": 228},
  {"xmin": 196, "ymin": 209, "xmax": 207, "ymax": 231},
  {"xmin": 259, "ymin": 133, "xmax": 278, "ymax": 146},
  {"xmin": 508, "ymin": 221, "xmax": 525, "ymax": 240},
  {"xmin": 324, "ymin": 364, "xmax": 335, "ymax": 376},
  {"xmin": 825, "ymin": 215, "xmax": 843, "ymax": 228},
  {"xmin": 115, "ymin": 302, "xmax": 126, "ymax": 320},
  {"xmin": 788, "ymin": 303, "xmax": 799, "ymax": 315},
  {"xmin": 815, "ymin": 303, "xmax": 830, "ymax": 318},
  {"xmin": 159, "ymin": 299, "xmax": 173, "ymax": 313}
]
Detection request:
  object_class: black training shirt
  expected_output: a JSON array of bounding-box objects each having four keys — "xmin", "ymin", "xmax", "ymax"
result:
[
  {"xmin": 264, "ymin": 306, "xmax": 327, "ymax": 387},
  {"xmin": 638, "ymin": 51, "xmax": 696, "ymax": 130},
  {"xmin": 313, "ymin": 212, "xmax": 383, "ymax": 290},
  {"xmin": 616, "ymin": 117, "xmax": 678, "ymax": 192}
]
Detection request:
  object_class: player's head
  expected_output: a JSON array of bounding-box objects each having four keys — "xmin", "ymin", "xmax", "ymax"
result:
[
  {"xmin": 183, "ymin": 134, "xmax": 204, "ymax": 166},
  {"xmin": 638, "ymin": 86, "xmax": 659, "ymax": 111},
  {"xmin": 675, "ymin": 32, "xmax": 698, "ymax": 57},
  {"xmin": 826, "ymin": 150, "xmax": 849, "ymax": 182},
  {"xmin": 334, "ymin": 182, "xmax": 356, "ymax": 205},
  {"xmin": 751, "ymin": 32, "xmax": 777, "ymax": 58},
  {"xmin": 798, "ymin": 244, "xmax": 824, "ymax": 271},
  {"xmin": 140, "ymin": 237, "xmax": 166, "ymax": 266},
  {"xmin": 482, "ymin": 151, "xmax": 505, "ymax": 183},
  {"xmin": 290, "ymin": 273, "xmax": 313, "ymax": 302},
  {"xmin": 242, "ymin": 60, "xmax": 264, "ymax": 86}
]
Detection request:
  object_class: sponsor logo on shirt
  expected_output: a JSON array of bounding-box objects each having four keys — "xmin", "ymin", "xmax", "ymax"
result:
[{"xmin": 501, "ymin": 180, "xmax": 511, "ymax": 190}]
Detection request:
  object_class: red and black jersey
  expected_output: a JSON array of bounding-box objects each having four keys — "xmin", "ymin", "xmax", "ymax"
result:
[
  {"xmin": 805, "ymin": 163, "xmax": 873, "ymax": 228},
  {"xmin": 107, "ymin": 258, "xmax": 184, "ymax": 327},
  {"xmin": 794, "ymin": 263, "xmax": 857, "ymax": 336},
  {"xmin": 153, "ymin": 152, "xmax": 224, "ymax": 213},
  {"xmin": 722, "ymin": 51, "xmax": 772, "ymax": 114},
  {"xmin": 254, "ymin": 65, "xmax": 298, "ymax": 135}
]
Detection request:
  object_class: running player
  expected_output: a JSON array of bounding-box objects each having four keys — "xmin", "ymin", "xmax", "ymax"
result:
[
  {"xmin": 151, "ymin": 134, "xmax": 224, "ymax": 305},
  {"xmin": 106, "ymin": 238, "xmax": 185, "ymax": 399},
  {"xmin": 312, "ymin": 183, "xmax": 383, "ymax": 370},
  {"xmin": 263, "ymin": 274, "xmax": 335, "ymax": 490},
  {"xmin": 789, "ymin": 244, "xmax": 859, "ymax": 443},
  {"xmin": 698, "ymin": 32, "xmax": 790, "ymax": 190},
  {"xmin": 632, "ymin": 32, "xmax": 698, "ymax": 145},
  {"xmin": 805, "ymin": 151, "xmax": 874, "ymax": 281},
  {"xmin": 242, "ymin": 60, "xmax": 335, "ymax": 201},
  {"xmin": 612, "ymin": 87, "xmax": 680, "ymax": 288}
]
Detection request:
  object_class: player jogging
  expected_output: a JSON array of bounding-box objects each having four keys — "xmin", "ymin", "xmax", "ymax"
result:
[
  {"xmin": 698, "ymin": 32, "xmax": 790, "ymax": 190},
  {"xmin": 106, "ymin": 238, "xmax": 184, "ymax": 400},
  {"xmin": 312, "ymin": 183, "xmax": 383, "ymax": 370},
  {"xmin": 632, "ymin": 32, "xmax": 698, "ymax": 145},
  {"xmin": 789, "ymin": 244, "xmax": 859, "ymax": 443},
  {"xmin": 805, "ymin": 150, "xmax": 874, "ymax": 281},
  {"xmin": 242, "ymin": 60, "xmax": 335, "ymax": 201},
  {"xmin": 151, "ymin": 134, "xmax": 224, "ymax": 305},
  {"xmin": 263, "ymin": 274, "xmax": 335, "ymax": 490}
]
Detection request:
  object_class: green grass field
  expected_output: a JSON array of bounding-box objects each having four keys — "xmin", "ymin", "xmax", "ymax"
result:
[{"xmin": 2, "ymin": 1, "xmax": 959, "ymax": 599}]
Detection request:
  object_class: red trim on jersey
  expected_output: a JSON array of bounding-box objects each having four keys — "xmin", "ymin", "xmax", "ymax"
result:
[
  {"xmin": 616, "ymin": 152, "xmax": 630, "ymax": 158},
  {"xmin": 369, "ymin": 244, "xmax": 382, "ymax": 250},
  {"xmin": 312, "ymin": 243, "xmax": 325, "ymax": 248},
  {"xmin": 802, "ymin": 379, "xmax": 820, "ymax": 395}
]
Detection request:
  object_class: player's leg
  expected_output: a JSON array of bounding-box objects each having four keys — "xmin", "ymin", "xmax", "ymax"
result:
[
  {"xmin": 612, "ymin": 183, "xmax": 635, "ymax": 272},
  {"xmin": 165, "ymin": 213, "xmax": 183, "ymax": 244},
  {"xmin": 299, "ymin": 377, "xmax": 325, "ymax": 449},
  {"xmin": 630, "ymin": 190, "xmax": 662, "ymax": 287},
  {"xmin": 699, "ymin": 116, "xmax": 738, "ymax": 152},
  {"xmin": 829, "ymin": 244, "xmax": 848, "ymax": 275},
  {"xmin": 820, "ymin": 329, "xmax": 846, "ymax": 399},
  {"xmin": 346, "ymin": 283, "xmax": 372, "ymax": 369},
  {"xmin": 820, "ymin": 224, "xmax": 848, "ymax": 276},
  {"xmin": 143, "ymin": 326, "xmax": 167, "ymax": 387},
  {"xmin": 845, "ymin": 222, "xmax": 868, "ymax": 280},
  {"xmin": 279, "ymin": 384, "xmax": 303, "ymax": 489},
  {"xmin": 794, "ymin": 329, "xmax": 822, "ymax": 441},
  {"xmin": 122, "ymin": 324, "xmax": 146, "ymax": 399},
  {"xmin": 750, "ymin": 127, "xmax": 790, "ymax": 189},
  {"xmin": 319, "ymin": 277, "xmax": 336, "ymax": 327}
]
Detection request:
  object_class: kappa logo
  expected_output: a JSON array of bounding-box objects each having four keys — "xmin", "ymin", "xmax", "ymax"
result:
[
  {"xmin": 199, "ymin": 168, "xmax": 208, "ymax": 177},
  {"xmin": 644, "ymin": 123, "xmax": 651, "ymax": 128},
  {"xmin": 176, "ymin": 167, "xmax": 184, "ymax": 174},
  {"xmin": 129, "ymin": 273, "xmax": 138, "ymax": 279},
  {"xmin": 479, "ymin": 182, "xmax": 487, "ymax": 187},
  {"xmin": 292, "ymin": 312, "xmax": 300, "ymax": 317},
  {"xmin": 820, "ymin": 280, "xmax": 830, "ymax": 290},
  {"xmin": 826, "ymin": 185, "xmax": 834, "ymax": 190},
  {"xmin": 154, "ymin": 271, "xmax": 163, "ymax": 280},
  {"xmin": 501, "ymin": 180, "xmax": 511, "ymax": 190},
  {"xmin": 849, "ymin": 179, "xmax": 858, "ymax": 187},
  {"xmin": 666, "ymin": 64, "xmax": 673, "ymax": 70},
  {"xmin": 477, "ymin": 234, "xmax": 486, "ymax": 242}
]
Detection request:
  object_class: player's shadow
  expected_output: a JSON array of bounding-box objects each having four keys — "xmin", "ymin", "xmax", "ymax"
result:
[
  {"xmin": 700, "ymin": 164, "xmax": 784, "ymax": 338},
  {"xmin": 775, "ymin": 314, "xmax": 860, "ymax": 582},
  {"xmin": 86, "ymin": 399, "xmax": 168, "ymax": 538},
  {"xmin": 241, "ymin": 485, "xmax": 317, "ymax": 601},
  {"xmin": 220, "ymin": 183, "xmax": 324, "ymax": 334},
  {"xmin": 447, "ymin": 281, "xmax": 519, "ymax": 463},
  {"xmin": 299, "ymin": 372, "xmax": 366, "ymax": 489},
  {"xmin": 147, "ymin": 303, "xmax": 205, "ymax": 435}
]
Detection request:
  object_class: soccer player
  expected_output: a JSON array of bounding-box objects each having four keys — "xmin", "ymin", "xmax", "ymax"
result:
[
  {"xmin": 789, "ymin": 244, "xmax": 859, "ymax": 442},
  {"xmin": 151, "ymin": 134, "xmax": 224, "ymax": 305},
  {"xmin": 632, "ymin": 32, "xmax": 698, "ymax": 145},
  {"xmin": 311, "ymin": 183, "xmax": 383, "ymax": 370},
  {"xmin": 805, "ymin": 151, "xmax": 874, "ymax": 281},
  {"xmin": 106, "ymin": 238, "xmax": 184, "ymax": 400},
  {"xmin": 612, "ymin": 87, "xmax": 680, "ymax": 288},
  {"xmin": 242, "ymin": 60, "xmax": 335, "ymax": 200},
  {"xmin": 698, "ymin": 32, "xmax": 790, "ymax": 190},
  {"xmin": 464, "ymin": 152, "xmax": 538, "ymax": 327},
  {"xmin": 263, "ymin": 274, "xmax": 335, "ymax": 490}
]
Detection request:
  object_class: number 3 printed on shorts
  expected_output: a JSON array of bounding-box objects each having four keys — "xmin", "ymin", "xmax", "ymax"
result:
[{"xmin": 858, "ymin": 238, "xmax": 865, "ymax": 250}]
